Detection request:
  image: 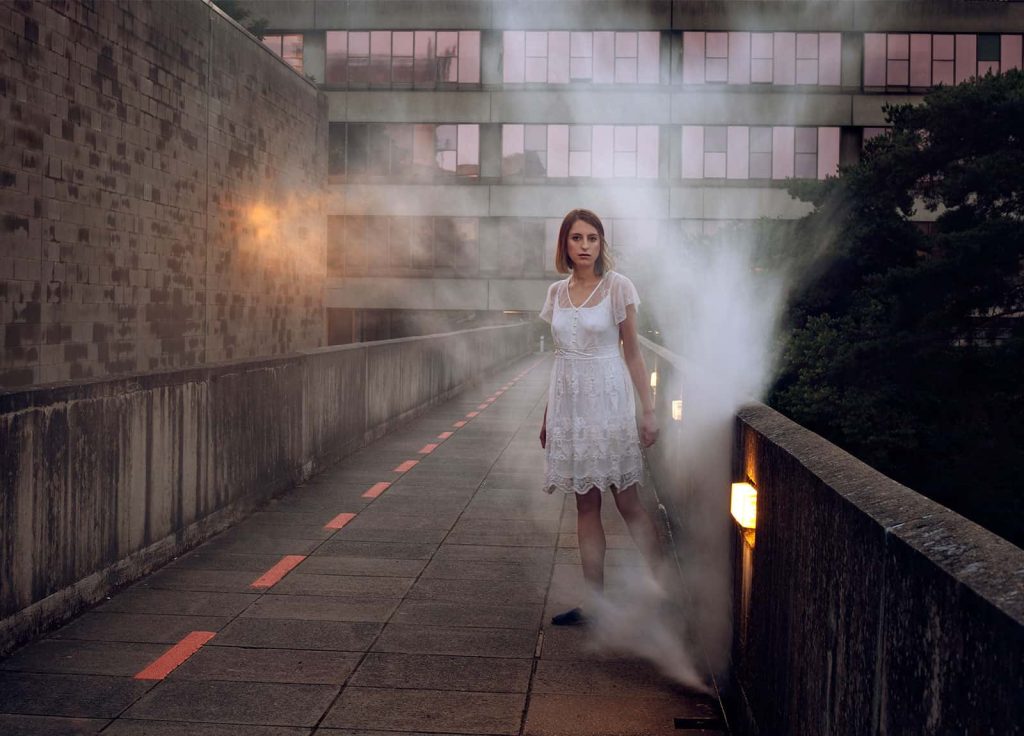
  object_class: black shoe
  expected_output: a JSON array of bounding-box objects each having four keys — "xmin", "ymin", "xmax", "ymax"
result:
[{"xmin": 551, "ymin": 607, "xmax": 587, "ymax": 626}]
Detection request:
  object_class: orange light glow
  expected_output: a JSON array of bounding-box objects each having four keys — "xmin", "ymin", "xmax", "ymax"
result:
[{"xmin": 731, "ymin": 482, "xmax": 757, "ymax": 530}]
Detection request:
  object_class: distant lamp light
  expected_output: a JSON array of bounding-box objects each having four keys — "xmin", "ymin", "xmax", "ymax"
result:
[
  {"xmin": 671, "ymin": 400, "xmax": 683, "ymax": 422},
  {"xmin": 731, "ymin": 482, "xmax": 758, "ymax": 530},
  {"xmin": 650, "ymin": 371, "xmax": 658, "ymax": 388}
]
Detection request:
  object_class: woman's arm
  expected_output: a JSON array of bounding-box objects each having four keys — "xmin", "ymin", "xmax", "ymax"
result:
[{"xmin": 620, "ymin": 304, "xmax": 659, "ymax": 447}]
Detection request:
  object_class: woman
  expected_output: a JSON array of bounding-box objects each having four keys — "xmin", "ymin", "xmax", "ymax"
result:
[{"xmin": 539, "ymin": 208, "xmax": 662, "ymax": 625}]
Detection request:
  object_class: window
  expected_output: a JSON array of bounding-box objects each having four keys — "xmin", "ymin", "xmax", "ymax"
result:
[
  {"xmin": 328, "ymin": 216, "xmax": 479, "ymax": 277},
  {"xmin": 503, "ymin": 31, "xmax": 659, "ymax": 84},
  {"xmin": 325, "ymin": 30, "xmax": 480, "ymax": 86},
  {"xmin": 864, "ymin": 33, "xmax": 1023, "ymax": 89},
  {"xmin": 681, "ymin": 31, "xmax": 841, "ymax": 86},
  {"xmin": 502, "ymin": 124, "xmax": 659, "ymax": 179},
  {"xmin": 682, "ymin": 126, "xmax": 840, "ymax": 180},
  {"xmin": 329, "ymin": 124, "xmax": 479, "ymax": 180},
  {"xmin": 263, "ymin": 34, "xmax": 304, "ymax": 73}
]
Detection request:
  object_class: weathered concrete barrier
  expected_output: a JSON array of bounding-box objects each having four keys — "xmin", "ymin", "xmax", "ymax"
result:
[
  {"xmin": 0, "ymin": 323, "xmax": 534, "ymax": 654},
  {"xmin": 637, "ymin": 339, "xmax": 1024, "ymax": 735}
]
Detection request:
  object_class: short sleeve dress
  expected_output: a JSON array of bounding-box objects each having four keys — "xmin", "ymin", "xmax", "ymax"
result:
[{"xmin": 539, "ymin": 271, "xmax": 644, "ymax": 495}]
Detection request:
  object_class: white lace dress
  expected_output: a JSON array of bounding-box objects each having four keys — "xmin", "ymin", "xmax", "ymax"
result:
[{"xmin": 540, "ymin": 271, "xmax": 644, "ymax": 495}]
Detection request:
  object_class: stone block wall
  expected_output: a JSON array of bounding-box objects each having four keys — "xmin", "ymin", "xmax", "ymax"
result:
[{"xmin": 0, "ymin": 0, "xmax": 327, "ymax": 389}]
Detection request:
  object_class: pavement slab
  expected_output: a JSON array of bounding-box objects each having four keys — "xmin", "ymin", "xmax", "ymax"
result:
[
  {"xmin": 49, "ymin": 612, "xmax": 233, "ymax": 645},
  {"xmin": 392, "ymin": 599, "xmax": 544, "ymax": 630},
  {"xmin": 312, "ymin": 540, "xmax": 439, "ymax": 559},
  {"xmin": 407, "ymin": 577, "xmax": 549, "ymax": 605},
  {"xmin": 348, "ymin": 652, "xmax": 532, "ymax": 693},
  {"xmin": 102, "ymin": 721, "xmax": 310, "ymax": 735},
  {"xmin": 239, "ymin": 594, "xmax": 399, "ymax": 623},
  {"xmin": 0, "ymin": 672, "xmax": 153, "ymax": 718},
  {"xmin": 321, "ymin": 687, "xmax": 525, "ymax": 734},
  {"xmin": 170, "ymin": 646, "xmax": 362, "ymax": 685},
  {"xmin": 95, "ymin": 589, "xmax": 258, "ymax": 618},
  {"xmin": 0, "ymin": 714, "xmax": 110, "ymax": 735},
  {"xmin": 267, "ymin": 573, "xmax": 415, "ymax": 598},
  {"xmin": 0, "ymin": 639, "xmax": 169, "ymax": 677},
  {"xmin": 524, "ymin": 693, "xmax": 718, "ymax": 736},
  {"xmin": 372, "ymin": 624, "xmax": 538, "ymax": 659},
  {"xmin": 294, "ymin": 556, "xmax": 428, "ymax": 578},
  {"xmin": 210, "ymin": 619, "xmax": 382, "ymax": 651}
]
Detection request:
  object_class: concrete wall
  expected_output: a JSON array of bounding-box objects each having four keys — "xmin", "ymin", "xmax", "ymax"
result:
[
  {"xmin": 0, "ymin": 0, "xmax": 327, "ymax": 390},
  {"xmin": 0, "ymin": 322, "xmax": 535, "ymax": 655},
  {"xmin": 729, "ymin": 403, "xmax": 1024, "ymax": 735},
  {"xmin": 635, "ymin": 339, "xmax": 1024, "ymax": 735}
]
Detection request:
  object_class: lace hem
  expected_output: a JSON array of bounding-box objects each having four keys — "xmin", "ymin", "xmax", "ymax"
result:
[{"xmin": 543, "ymin": 471, "xmax": 644, "ymax": 496}]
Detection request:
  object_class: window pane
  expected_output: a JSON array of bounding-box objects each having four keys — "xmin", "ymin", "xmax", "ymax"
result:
[
  {"xmin": 350, "ymin": 31, "xmax": 369, "ymax": 56},
  {"xmin": 503, "ymin": 31, "xmax": 524, "ymax": 83},
  {"xmin": 437, "ymin": 32, "xmax": 459, "ymax": 57},
  {"xmin": 347, "ymin": 123, "xmax": 368, "ymax": 175},
  {"xmin": 548, "ymin": 31, "xmax": 570, "ymax": 83},
  {"xmin": 569, "ymin": 125, "xmax": 591, "ymax": 151},
  {"xmin": 772, "ymin": 127, "xmax": 795, "ymax": 179},
  {"xmin": 325, "ymin": 31, "xmax": 347, "ymax": 84},
  {"xmin": 681, "ymin": 126, "xmax": 704, "ymax": 178},
  {"xmin": 727, "ymin": 126, "xmax": 748, "ymax": 179},
  {"xmin": 436, "ymin": 150, "xmax": 457, "ymax": 173},
  {"xmin": 457, "ymin": 124, "xmax": 479, "ymax": 176},
  {"xmin": 1002, "ymin": 34, "xmax": 1023, "ymax": 71},
  {"xmin": 705, "ymin": 126, "xmax": 727, "ymax": 152},
  {"xmin": 910, "ymin": 34, "xmax": 931, "ymax": 87},
  {"xmin": 616, "ymin": 32, "xmax": 638, "ymax": 57},
  {"xmin": 887, "ymin": 60, "xmax": 909, "ymax": 86},
  {"xmin": 569, "ymin": 151, "xmax": 591, "ymax": 177},
  {"xmin": 637, "ymin": 126, "xmax": 659, "ymax": 178},
  {"xmin": 750, "ymin": 126, "xmax": 772, "ymax": 153},
  {"xmin": 615, "ymin": 57, "xmax": 638, "ymax": 83},
  {"xmin": 977, "ymin": 33, "xmax": 1000, "ymax": 62},
  {"xmin": 615, "ymin": 151, "xmax": 637, "ymax": 178},
  {"xmin": 794, "ymin": 153, "xmax": 817, "ymax": 178},
  {"xmin": 704, "ymin": 152, "xmax": 726, "ymax": 178},
  {"xmin": 502, "ymin": 124, "xmax": 524, "ymax": 175},
  {"xmin": 571, "ymin": 32, "xmax": 592, "ymax": 57},
  {"xmin": 933, "ymin": 60, "xmax": 955, "ymax": 86},
  {"xmin": 328, "ymin": 123, "xmax": 346, "ymax": 175},
  {"xmin": 796, "ymin": 33, "xmax": 817, "ymax": 59},
  {"xmin": 796, "ymin": 59, "xmax": 817, "ymax": 85},
  {"xmin": 819, "ymin": 33, "xmax": 841, "ymax": 85},
  {"xmin": 794, "ymin": 127, "xmax": 817, "ymax": 153},
  {"xmin": 436, "ymin": 124, "xmax": 457, "ymax": 151},
  {"xmin": 638, "ymin": 32, "xmax": 660, "ymax": 83},
  {"xmin": 415, "ymin": 31, "xmax": 436, "ymax": 85},
  {"xmin": 412, "ymin": 124, "xmax": 435, "ymax": 172},
  {"xmin": 817, "ymin": 127, "xmax": 840, "ymax": 179},
  {"xmin": 933, "ymin": 34, "xmax": 955, "ymax": 60},
  {"xmin": 751, "ymin": 58, "xmax": 772, "ymax": 83},
  {"xmin": 525, "ymin": 56, "xmax": 547, "ymax": 83},
  {"xmin": 614, "ymin": 125, "xmax": 637, "ymax": 152},
  {"xmin": 547, "ymin": 125, "xmax": 569, "ymax": 177},
  {"xmin": 729, "ymin": 32, "xmax": 750, "ymax": 85},
  {"xmin": 594, "ymin": 32, "xmax": 615, "ymax": 83},
  {"xmin": 394, "ymin": 32, "xmax": 413, "ymax": 56},
  {"xmin": 682, "ymin": 32, "xmax": 705, "ymax": 84},
  {"xmin": 706, "ymin": 32, "xmax": 728, "ymax": 58},
  {"xmin": 749, "ymin": 152, "xmax": 771, "ymax": 179},
  {"xmin": 370, "ymin": 31, "xmax": 391, "ymax": 84},
  {"xmin": 864, "ymin": 33, "xmax": 887, "ymax": 86},
  {"xmin": 459, "ymin": 31, "xmax": 480, "ymax": 83},
  {"xmin": 393, "ymin": 56, "xmax": 413, "ymax": 85},
  {"xmin": 525, "ymin": 124, "xmax": 547, "ymax": 151},
  {"xmin": 525, "ymin": 31, "xmax": 547, "ymax": 56},
  {"xmin": 751, "ymin": 33, "xmax": 772, "ymax": 59},
  {"xmin": 592, "ymin": 125, "xmax": 615, "ymax": 177},
  {"xmin": 570, "ymin": 57, "xmax": 593, "ymax": 80},
  {"xmin": 888, "ymin": 34, "xmax": 909, "ymax": 60},
  {"xmin": 955, "ymin": 34, "xmax": 977, "ymax": 83},
  {"xmin": 773, "ymin": 32, "xmax": 796, "ymax": 85},
  {"xmin": 706, "ymin": 58, "xmax": 728, "ymax": 83},
  {"xmin": 386, "ymin": 124, "xmax": 413, "ymax": 169}
]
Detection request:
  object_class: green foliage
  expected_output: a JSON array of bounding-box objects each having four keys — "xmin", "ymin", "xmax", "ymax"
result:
[
  {"xmin": 770, "ymin": 70, "xmax": 1024, "ymax": 547},
  {"xmin": 212, "ymin": 0, "xmax": 269, "ymax": 39}
]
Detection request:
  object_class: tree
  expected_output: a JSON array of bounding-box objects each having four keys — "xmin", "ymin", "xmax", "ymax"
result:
[
  {"xmin": 212, "ymin": 0, "xmax": 269, "ymax": 40},
  {"xmin": 771, "ymin": 70, "xmax": 1024, "ymax": 547}
]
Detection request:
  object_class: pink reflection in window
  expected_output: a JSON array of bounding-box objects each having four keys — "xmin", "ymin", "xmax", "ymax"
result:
[
  {"xmin": 817, "ymin": 127, "xmax": 840, "ymax": 179},
  {"xmin": 729, "ymin": 32, "xmax": 750, "ymax": 85},
  {"xmin": 571, "ymin": 32, "xmax": 592, "ymax": 57},
  {"xmin": 751, "ymin": 33, "xmax": 772, "ymax": 59},
  {"xmin": 459, "ymin": 31, "xmax": 480, "ymax": 83},
  {"xmin": 615, "ymin": 57, "xmax": 638, "ymax": 84},
  {"xmin": 616, "ymin": 32, "xmax": 638, "ymax": 58},
  {"xmin": 614, "ymin": 126, "xmax": 636, "ymax": 152},
  {"xmin": 910, "ymin": 34, "xmax": 931, "ymax": 87},
  {"xmin": 525, "ymin": 31, "xmax": 547, "ymax": 57},
  {"xmin": 571, "ymin": 57, "xmax": 592, "ymax": 80},
  {"xmin": 796, "ymin": 59, "xmax": 817, "ymax": 85},
  {"xmin": 727, "ymin": 126, "xmax": 748, "ymax": 179},
  {"xmin": 933, "ymin": 60, "xmax": 955, "ymax": 86},
  {"xmin": 502, "ymin": 124, "xmax": 524, "ymax": 176},
  {"xmin": 547, "ymin": 126, "xmax": 569, "ymax": 177},
  {"xmin": 594, "ymin": 32, "xmax": 615, "ymax": 83},
  {"xmin": 570, "ymin": 151, "xmax": 591, "ymax": 177},
  {"xmin": 438, "ymin": 32, "xmax": 459, "ymax": 82},
  {"xmin": 393, "ymin": 32, "xmax": 413, "ymax": 57},
  {"xmin": 638, "ymin": 32, "xmax": 660, "ymax": 83},
  {"xmin": 637, "ymin": 126, "xmax": 658, "ymax": 178},
  {"xmin": 772, "ymin": 127, "xmax": 795, "ymax": 179},
  {"xmin": 504, "ymin": 31, "xmax": 525, "ymax": 83},
  {"xmin": 592, "ymin": 125, "xmax": 615, "ymax": 177},
  {"xmin": 437, "ymin": 150, "xmax": 456, "ymax": 173},
  {"xmin": 773, "ymin": 32, "xmax": 796, "ymax": 86},
  {"xmin": 706, "ymin": 32, "xmax": 728, "ymax": 59},
  {"xmin": 795, "ymin": 33, "xmax": 817, "ymax": 85},
  {"xmin": 415, "ymin": 31, "xmax": 436, "ymax": 86},
  {"xmin": 457, "ymin": 124, "xmax": 479, "ymax": 175},
  {"xmin": 819, "ymin": 33, "xmax": 841, "ymax": 85},
  {"xmin": 548, "ymin": 31, "xmax": 570, "ymax": 83},
  {"xmin": 438, "ymin": 32, "xmax": 459, "ymax": 58},
  {"xmin": 350, "ymin": 32, "xmax": 369, "ymax": 56},
  {"xmin": 525, "ymin": 56, "xmax": 547, "ymax": 83},
  {"xmin": 955, "ymin": 34, "xmax": 976, "ymax": 83},
  {"xmin": 1003, "ymin": 35, "xmax": 1023, "ymax": 71},
  {"xmin": 864, "ymin": 34, "xmax": 886, "ymax": 87},
  {"xmin": 683, "ymin": 32, "xmax": 705, "ymax": 84},
  {"xmin": 933, "ymin": 35, "xmax": 955, "ymax": 60},
  {"xmin": 326, "ymin": 31, "xmax": 347, "ymax": 84},
  {"xmin": 525, "ymin": 125, "xmax": 546, "ymax": 151},
  {"xmin": 615, "ymin": 151, "xmax": 637, "ymax": 178},
  {"xmin": 704, "ymin": 152, "xmax": 725, "ymax": 179},
  {"xmin": 888, "ymin": 34, "xmax": 909, "ymax": 61},
  {"xmin": 887, "ymin": 59, "xmax": 909, "ymax": 86},
  {"xmin": 978, "ymin": 61, "xmax": 998, "ymax": 76},
  {"xmin": 370, "ymin": 31, "xmax": 390, "ymax": 84},
  {"xmin": 413, "ymin": 125, "xmax": 435, "ymax": 168},
  {"xmin": 681, "ymin": 126, "xmax": 704, "ymax": 179}
]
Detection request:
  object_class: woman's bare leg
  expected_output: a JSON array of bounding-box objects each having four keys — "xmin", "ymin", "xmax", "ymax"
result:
[
  {"xmin": 575, "ymin": 488, "xmax": 606, "ymax": 592},
  {"xmin": 613, "ymin": 484, "xmax": 664, "ymax": 570}
]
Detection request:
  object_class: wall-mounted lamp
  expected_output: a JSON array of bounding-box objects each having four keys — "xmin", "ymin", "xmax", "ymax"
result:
[
  {"xmin": 649, "ymin": 371, "xmax": 658, "ymax": 388},
  {"xmin": 671, "ymin": 400, "xmax": 683, "ymax": 422},
  {"xmin": 730, "ymin": 482, "xmax": 758, "ymax": 530}
]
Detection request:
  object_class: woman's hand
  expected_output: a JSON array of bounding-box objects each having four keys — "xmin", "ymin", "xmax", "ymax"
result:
[{"xmin": 640, "ymin": 410, "xmax": 659, "ymax": 448}]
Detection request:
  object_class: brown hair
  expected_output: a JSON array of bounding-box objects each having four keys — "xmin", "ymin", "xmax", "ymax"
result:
[{"xmin": 554, "ymin": 208, "xmax": 613, "ymax": 275}]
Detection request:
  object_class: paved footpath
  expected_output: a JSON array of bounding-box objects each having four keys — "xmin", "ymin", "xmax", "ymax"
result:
[{"xmin": 0, "ymin": 355, "xmax": 723, "ymax": 735}]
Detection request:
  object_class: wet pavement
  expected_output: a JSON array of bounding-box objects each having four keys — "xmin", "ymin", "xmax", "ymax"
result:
[{"xmin": 0, "ymin": 355, "xmax": 722, "ymax": 735}]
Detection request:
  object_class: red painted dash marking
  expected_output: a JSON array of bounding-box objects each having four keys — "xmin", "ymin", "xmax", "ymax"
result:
[
  {"xmin": 418, "ymin": 443, "xmax": 438, "ymax": 454},
  {"xmin": 325, "ymin": 512, "xmax": 356, "ymax": 530},
  {"xmin": 437, "ymin": 431, "xmax": 453, "ymax": 440},
  {"xmin": 250, "ymin": 554, "xmax": 306, "ymax": 589},
  {"xmin": 453, "ymin": 421, "xmax": 466, "ymax": 428},
  {"xmin": 466, "ymin": 411, "xmax": 479, "ymax": 418},
  {"xmin": 134, "ymin": 631, "xmax": 216, "ymax": 680},
  {"xmin": 394, "ymin": 460, "xmax": 419, "ymax": 472},
  {"xmin": 363, "ymin": 481, "xmax": 391, "ymax": 498}
]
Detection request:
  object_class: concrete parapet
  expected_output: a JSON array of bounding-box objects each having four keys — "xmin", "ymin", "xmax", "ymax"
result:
[
  {"xmin": 731, "ymin": 403, "xmax": 1024, "ymax": 735},
  {"xmin": 0, "ymin": 323, "xmax": 534, "ymax": 655}
]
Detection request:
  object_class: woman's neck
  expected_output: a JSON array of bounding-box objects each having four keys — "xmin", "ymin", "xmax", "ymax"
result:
[{"xmin": 570, "ymin": 265, "xmax": 600, "ymax": 285}]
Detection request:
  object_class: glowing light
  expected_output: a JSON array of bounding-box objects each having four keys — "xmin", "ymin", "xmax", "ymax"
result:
[
  {"xmin": 731, "ymin": 482, "xmax": 757, "ymax": 530},
  {"xmin": 649, "ymin": 371, "xmax": 657, "ymax": 388},
  {"xmin": 671, "ymin": 400, "xmax": 683, "ymax": 422}
]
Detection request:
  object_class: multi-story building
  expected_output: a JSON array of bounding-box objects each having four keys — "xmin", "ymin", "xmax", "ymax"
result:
[{"xmin": 245, "ymin": 0, "xmax": 1024, "ymax": 343}]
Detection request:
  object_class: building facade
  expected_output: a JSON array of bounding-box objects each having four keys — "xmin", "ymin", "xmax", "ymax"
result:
[{"xmin": 244, "ymin": 0, "xmax": 1024, "ymax": 343}]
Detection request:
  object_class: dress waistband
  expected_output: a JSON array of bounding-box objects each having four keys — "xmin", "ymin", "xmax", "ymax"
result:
[{"xmin": 553, "ymin": 346, "xmax": 621, "ymax": 360}]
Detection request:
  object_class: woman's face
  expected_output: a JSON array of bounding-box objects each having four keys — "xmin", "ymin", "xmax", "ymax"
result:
[{"xmin": 566, "ymin": 219, "xmax": 601, "ymax": 270}]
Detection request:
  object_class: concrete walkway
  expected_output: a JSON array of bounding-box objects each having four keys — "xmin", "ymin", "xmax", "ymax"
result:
[{"xmin": 0, "ymin": 355, "xmax": 724, "ymax": 735}]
